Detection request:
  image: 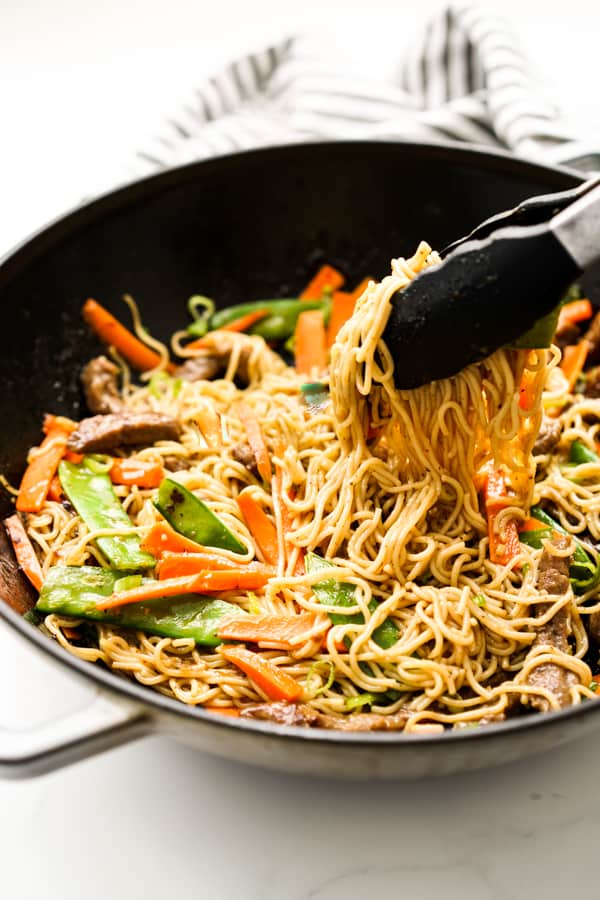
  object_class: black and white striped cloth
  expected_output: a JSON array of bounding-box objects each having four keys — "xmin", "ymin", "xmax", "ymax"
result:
[{"xmin": 133, "ymin": 4, "xmax": 600, "ymax": 178}]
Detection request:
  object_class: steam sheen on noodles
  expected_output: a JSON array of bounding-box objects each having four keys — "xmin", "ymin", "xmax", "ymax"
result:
[{"xmin": 29, "ymin": 243, "xmax": 600, "ymax": 730}]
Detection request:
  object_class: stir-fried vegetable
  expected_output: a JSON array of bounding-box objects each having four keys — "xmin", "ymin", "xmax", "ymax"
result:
[
  {"xmin": 561, "ymin": 340, "xmax": 590, "ymax": 391},
  {"xmin": 520, "ymin": 504, "xmax": 600, "ymax": 591},
  {"xmin": 16, "ymin": 418, "xmax": 73, "ymax": 513},
  {"xmin": 59, "ymin": 460, "xmax": 155, "ymax": 570},
  {"xmin": 109, "ymin": 458, "xmax": 164, "ymax": 488},
  {"xmin": 483, "ymin": 470, "xmax": 521, "ymax": 566},
  {"xmin": 237, "ymin": 493, "xmax": 279, "ymax": 566},
  {"xmin": 557, "ymin": 298, "xmax": 593, "ymax": 329},
  {"xmin": 157, "ymin": 552, "xmax": 274, "ymax": 580},
  {"xmin": 306, "ymin": 553, "xmax": 399, "ymax": 649},
  {"xmin": 235, "ymin": 403, "xmax": 272, "ymax": 483},
  {"xmin": 294, "ymin": 309, "xmax": 328, "ymax": 374},
  {"xmin": 568, "ymin": 439, "xmax": 599, "ymax": 465},
  {"xmin": 300, "ymin": 382, "xmax": 329, "ymax": 412},
  {"xmin": 36, "ymin": 565, "xmax": 239, "ymax": 645},
  {"xmin": 220, "ymin": 645, "xmax": 302, "ymax": 701},
  {"xmin": 206, "ymin": 299, "xmax": 329, "ymax": 342},
  {"xmin": 4, "ymin": 515, "xmax": 44, "ymax": 590},
  {"xmin": 217, "ymin": 612, "xmax": 317, "ymax": 648},
  {"xmin": 300, "ymin": 264, "xmax": 345, "ymax": 300},
  {"xmin": 155, "ymin": 477, "xmax": 246, "ymax": 555},
  {"xmin": 140, "ymin": 521, "xmax": 204, "ymax": 557},
  {"xmin": 82, "ymin": 298, "xmax": 175, "ymax": 373},
  {"xmin": 187, "ymin": 308, "xmax": 269, "ymax": 341}
]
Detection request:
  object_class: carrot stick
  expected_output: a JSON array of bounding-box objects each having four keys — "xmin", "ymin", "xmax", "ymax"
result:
[
  {"xmin": 42, "ymin": 414, "xmax": 77, "ymax": 436},
  {"xmin": 16, "ymin": 425, "xmax": 70, "ymax": 513},
  {"xmin": 557, "ymin": 298, "xmax": 593, "ymax": 329},
  {"xmin": 561, "ymin": 339, "xmax": 590, "ymax": 391},
  {"xmin": 140, "ymin": 521, "xmax": 205, "ymax": 557},
  {"xmin": 237, "ymin": 493, "xmax": 279, "ymax": 566},
  {"xmin": 157, "ymin": 552, "xmax": 274, "ymax": 580},
  {"xmin": 203, "ymin": 706, "xmax": 241, "ymax": 717},
  {"xmin": 294, "ymin": 309, "xmax": 328, "ymax": 375},
  {"xmin": 300, "ymin": 264, "xmax": 345, "ymax": 300},
  {"xmin": 326, "ymin": 291, "xmax": 355, "ymax": 348},
  {"xmin": 4, "ymin": 515, "xmax": 44, "ymax": 591},
  {"xmin": 47, "ymin": 476, "xmax": 64, "ymax": 502},
  {"xmin": 220, "ymin": 645, "xmax": 302, "ymax": 702},
  {"xmin": 110, "ymin": 458, "xmax": 164, "ymax": 489},
  {"xmin": 82, "ymin": 298, "xmax": 176, "ymax": 374},
  {"xmin": 519, "ymin": 517, "xmax": 549, "ymax": 533},
  {"xmin": 484, "ymin": 471, "xmax": 521, "ymax": 566},
  {"xmin": 195, "ymin": 406, "xmax": 222, "ymax": 450},
  {"xmin": 273, "ymin": 451, "xmax": 304, "ymax": 575},
  {"xmin": 186, "ymin": 309, "xmax": 269, "ymax": 350},
  {"xmin": 96, "ymin": 569, "xmax": 272, "ymax": 610},
  {"xmin": 236, "ymin": 402, "xmax": 272, "ymax": 482},
  {"xmin": 218, "ymin": 612, "xmax": 316, "ymax": 647},
  {"xmin": 63, "ymin": 450, "xmax": 84, "ymax": 464}
]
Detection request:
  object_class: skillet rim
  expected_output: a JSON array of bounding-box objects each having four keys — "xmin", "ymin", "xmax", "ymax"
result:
[{"xmin": 0, "ymin": 137, "xmax": 594, "ymax": 748}]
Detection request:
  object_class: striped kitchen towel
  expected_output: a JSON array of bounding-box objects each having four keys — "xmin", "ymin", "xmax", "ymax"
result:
[{"xmin": 133, "ymin": 3, "xmax": 600, "ymax": 178}]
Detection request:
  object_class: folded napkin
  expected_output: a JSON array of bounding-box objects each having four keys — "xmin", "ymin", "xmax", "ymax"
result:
[{"xmin": 132, "ymin": 3, "xmax": 599, "ymax": 180}]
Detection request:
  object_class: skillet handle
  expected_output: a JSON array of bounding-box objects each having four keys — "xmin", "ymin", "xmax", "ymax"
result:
[{"xmin": 0, "ymin": 615, "xmax": 150, "ymax": 779}]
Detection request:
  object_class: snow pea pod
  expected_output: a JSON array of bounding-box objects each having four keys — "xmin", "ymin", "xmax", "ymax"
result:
[
  {"xmin": 193, "ymin": 299, "xmax": 330, "ymax": 342},
  {"xmin": 36, "ymin": 565, "xmax": 238, "ymax": 646},
  {"xmin": 520, "ymin": 505, "xmax": 600, "ymax": 592},
  {"xmin": 155, "ymin": 477, "xmax": 246, "ymax": 555},
  {"xmin": 58, "ymin": 460, "xmax": 155, "ymax": 571}
]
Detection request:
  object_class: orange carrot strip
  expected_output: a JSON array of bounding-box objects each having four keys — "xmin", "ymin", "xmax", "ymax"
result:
[
  {"xmin": 273, "ymin": 451, "xmax": 304, "ymax": 575},
  {"xmin": 294, "ymin": 309, "xmax": 328, "ymax": 375},
  {"xmin": 220, "ymin": 645, "xmax": 302, "ymax": 702},
  {"xmin": 484, "ymin": 471, "xmax": 520, "ymax": 566},
  {"xmin": 63, "ymin": 450, "xmax": 84, "ymax": 464},
  {"xmin": 237, "ymin": 493, "xmax": 279, "ymax": 566},
  {"xmin": 4, "ymin": 515, "xmax": 44, "ymax": 591},
  {"xmin": 300, "ymin": 264, "xmax": 345, "ymax": 300},
  {"xmin": 186, "ymin": 309, "xmax": 269, "ymax": 351},
  {"xmin": 236, "ymin": 402, "xmax": 272, "ymax": 482},
  {"xmin": 82, "ymin": 298, "xmax": 176, "ymax": 374},
  {"xmin": 195, "ymin": 406, "xmax": 222, "ymax": 450},
  {"xmin": 42, "ymin": 414, "xmax": 77, "ymax": 436},
  {"xmin": 62, "ymin": 626, "xmax": 81, "ymax": 640},
  {"xmin": 110, "ymin": 458, "xmax": 164, "ymax": 489},
  {"xmin": 16, "ymin": 426, "xmax": 69, "ymax": 513},
  {"xmin": 157, "ymin": 552, "xmax": 274, "ymax": 580},
  {"xmin": 519, "ymin": 517, "xmax": 549, "ymax": 533},
  {"xmin": 97, "ymin": 569, "xmax": 271, "ymax": 610},
  {"xmin": 326, "ymin": 291, "xmax": 356, "ymax": 348},
  {"xmin": 203, "ymin": 706, "xmax": 241, "ymax": 717},
  {"xmin": 561, "ymin": 339, "xmax": 590, "ymax": 392},
  {"xmin": 218, "ymin": 612, "xmax": 316, "ymax": 647},
  {"xmin": 557, "ymin": 298, "xmax": 593, "ymax": 329},
  {"xmin": 47, "ymin": 476, "xmax": 64, "ymax": 502},
  {"xmin": 140, "ymin": 521, "xmax": 205, "ymax": 557}
]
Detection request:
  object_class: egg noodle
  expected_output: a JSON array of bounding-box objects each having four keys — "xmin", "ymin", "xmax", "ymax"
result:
[{"xmin": 28, "ymin": 243, "xmax": 600, "ymax": 730}]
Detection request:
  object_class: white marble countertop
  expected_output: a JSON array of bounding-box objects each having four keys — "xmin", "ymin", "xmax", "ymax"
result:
[{"xmin": 2, "ymin": 2, "xmax": 600, "ymax": 898}]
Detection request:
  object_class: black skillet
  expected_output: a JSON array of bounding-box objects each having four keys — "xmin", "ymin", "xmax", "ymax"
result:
[{"xmin": 1, "ymin": 141, "xmax": 598, "ymax": 780}]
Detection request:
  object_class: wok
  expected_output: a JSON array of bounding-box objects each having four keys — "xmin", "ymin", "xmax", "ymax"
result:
[{"xmin": 0, "ymin": 140, "xmax": 595, "ymax": 780}]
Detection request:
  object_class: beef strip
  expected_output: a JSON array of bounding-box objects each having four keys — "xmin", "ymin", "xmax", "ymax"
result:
[
  {"xmin": 525, "ymin": 533, "xmax": 577, "ymax": 712},
  {"xmin": 81, "ymin": 356, "xmax": 123, "ymax": 415},
  {"xmin": 533, "ymin": 417, "xmax": 562, "ymax": 456},
  {"xmin": 584, "ymin": 310, "xmax": 600, "ymax": 365},
  {"xmin": 163, "ymin": 455, "xmax": 193, "ymax": 472},
  {"xmin": 554, "ymin": 320, "xmax": 580, "ymax": 351},
  {"xmin": 240, "ymin": 702, "xmax": 412, "ymax": 731},
  {"xmin": 231, "ymin": 441, "xmax": 259, "ymax": 478},
  {"xmin": 67, "ymin": 412, "xmax": 182, "ymax": 453},
  {"xmin": 584, "ymin": 366, "xmax": 600, "ymax": 398},
  {"xmin": 175, "ymin": 354, "xmax": 224, "ymax": 382}
]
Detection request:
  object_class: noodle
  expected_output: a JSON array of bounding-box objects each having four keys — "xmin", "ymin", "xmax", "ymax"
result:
[{"xmin": 25, "ymin": 244, "xmax": 600, "ymax": 730}]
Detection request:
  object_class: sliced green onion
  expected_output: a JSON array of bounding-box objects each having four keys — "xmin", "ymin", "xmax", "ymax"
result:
[
  {"xmin": 474, "ymin": 594, "xmax": 487, "ymax": 608},
  {"xmin": 345, "ymin": 692, "xmax": 376, "ymax": 711},
  {"xmin": 522, "ymin": 563, "xmax": 531, "ymax": 577},
  {"xmin": 305, "ymin": 659, "xmax": 335, "ymax": 698},
  {"xmin": 590, "ymin": 680, "xmax": 599, "ymax": 692},
  {"xmin": 84, "ymin": 454, "xmax": 113, "ymax": 475},
  {"xmin": 247, "ymin": 592, "xmax": 261, "ymax": 616},
  {"xmin": 148, "ymin": 371, "xmax": 171, "ymax": 398},
  {"xmin": 114, "ymin": 575, "xmax": 143, "ymax": 593},
  {"xmin": 172, "ymin": 377, "xmax": 183, "ymax": 399},
  {"xmin": 187, "ymin": 295, "xmax": 215, "ymax": 337}
]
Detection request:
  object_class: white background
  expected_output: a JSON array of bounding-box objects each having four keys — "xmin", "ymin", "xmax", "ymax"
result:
[{"xmin": 2, "ymin": 2, "xmax": 600, "ymax": 898}]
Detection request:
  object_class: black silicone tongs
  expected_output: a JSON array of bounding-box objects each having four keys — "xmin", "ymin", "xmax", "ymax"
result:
[{"xmin": 383, "ymin": 177, "xmax": 600, "ymax": 389}]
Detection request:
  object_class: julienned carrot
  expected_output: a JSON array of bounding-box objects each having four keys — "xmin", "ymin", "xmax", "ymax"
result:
[
  {"xmin": 63, "ymin": 451, "xmax": 84, "ymax": 464},
  {"xmin": 110, "ymin": 458, "xmax": 164, "ymax": 489},
  {"xmin": 196, "ymin": 406, "xmax": 222, "ymax": 450},
  {"xmin": 220, "ymin": 645, "xmax": 302, "ymax": 702},
  {"xmin": 203, "ymin": 706, "xmax": 241, "ymax": 717},
  {"xmin": 519, "ymin": 517, "xmax": 549, "ymax": 533},
  {"xmin": 218, "ymin": 612, "xmax": 316, "ymax": 647},
  {"xmin": 294, "ymin": 310, "xmax": 328, "ymax": 375},
  {"xmin": 4, "ymin": 515, "xmax": 43, "ymax": 591},
  {"xmin": 47, "ymin": 476, "xmax": 64, "ymax": 502},
  {"xmin": 82, "ymin": 298, "xmax": 176, "ymax": 374},
  {"xmin": 236, "ymin": 402, "xmax": 272, "ymax": 482},
  {"xmin": 237, "ymin": 493, "xmax": 279, "ymax": 566},
  {"xmin": 96, "ymin": 569, "xmax": 272, "ymax": 610},
  {"xmin": 484, "ymin": 471, "xmax": 521, "ymax": 566},
  {"xmin": 16, "ymin": 425, "xmax": 70, "ymax": 513},
  {"xmin": 140, "ymin": 521, "xmax": 205, "ymax": 557},
  {"xmin": 300, "ymin": 264, "xmax": 345, "ymax": 300},
  {"xmin": 326, "ymin": 291, "xmax": 355, "ymax": 348},
  {"xmin": 186, "ymin": 309, "xmax": 269, "ymax": 350},
  {"xmin": 561, "ymin": 339, "xmax": 590, "ymax": 391},
  {"xmin": 557, "ymin": 298, "xmax": 593, "ymax": 329},
  {"xmin": 42, "ymin": 414, "xmax": 77, "ymax": 436},
  {"xmin": 157, "ymin": 552, "xmax": 274, "ymax": 580},
  {"xmin": 272, "ymin": 453, "xmax": 304, "ymax": 575}
]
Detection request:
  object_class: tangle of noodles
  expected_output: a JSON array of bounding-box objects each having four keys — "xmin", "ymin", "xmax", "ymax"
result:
[{"xmin": 25, "ymin": 243, "xmax": 600, "ymax": 730}]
